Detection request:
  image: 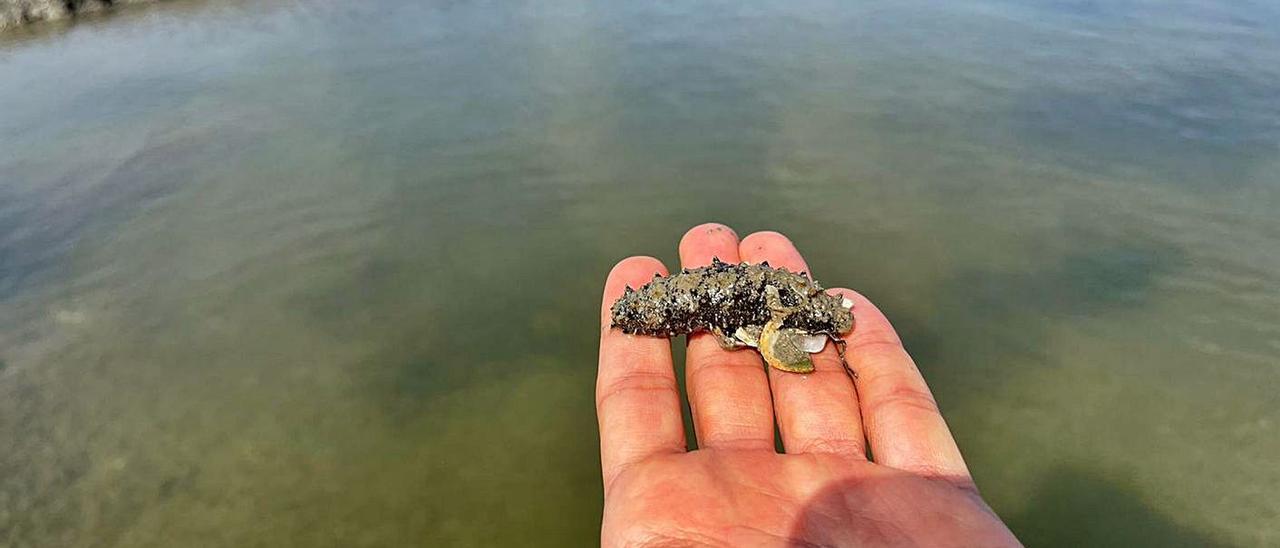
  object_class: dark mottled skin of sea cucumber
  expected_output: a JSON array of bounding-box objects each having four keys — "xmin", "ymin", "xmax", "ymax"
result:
[{"xmin": 610, "ymin": 258, "xmax": 852, "ymax": 338}]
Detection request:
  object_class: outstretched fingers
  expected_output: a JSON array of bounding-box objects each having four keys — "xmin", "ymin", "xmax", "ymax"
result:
[
  {"xmin": 597, "ymin": 256, "xmax": 686, "ymax": 494},
  {"xmin": 831, "ymin": 288, "xmax": 975, "ymax": 491},
  {"xmin": 678, "ymin": 223, "xmax": 776, "ymax": 451}
]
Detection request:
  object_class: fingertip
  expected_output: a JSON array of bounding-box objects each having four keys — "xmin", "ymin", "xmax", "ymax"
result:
[
  {"xmin": 609, "ymin": 255, "xmax": 667, "ymax": 278},
  {"xmin": 681, "ymin": 222, "xmax": 738, "ymax": 244},
  {"xmin": 607, "ymin": 256, "xmax": 668, "ymax": 290},
  {"xmin": 603, "ymin": 256, "xmax": 669, "ymax": 322},
  {"xmin": 739, "ymin": 230, "xmax": 809, "ymax": 273},
  {"xmin": 740, "ymin": 230, "xmax": 793, "ymax": 253},
  {"xmin": 827, "ymin": 287, "xmax": 903, "ymax": 348},
  {"xmin": 827, "ymin": 287, "xmax": 871, "ymax": 307},
  {"xmin": 679, "ymin": 223, "xmax": 741, "ymax": 267}
]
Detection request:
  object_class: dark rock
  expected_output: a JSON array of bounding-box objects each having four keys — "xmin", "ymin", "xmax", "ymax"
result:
[{"xmin": 0, "ymin": 0, "xmax": 164, "ymax": 31}]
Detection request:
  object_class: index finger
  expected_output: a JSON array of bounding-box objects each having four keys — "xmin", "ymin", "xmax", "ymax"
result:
[{"xmin": 596, "ymin": 256, "xmax": 687, "ymax": 494}]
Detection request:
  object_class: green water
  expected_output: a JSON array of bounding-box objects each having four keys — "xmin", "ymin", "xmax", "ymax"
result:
[{"xmin": 2, "ymin": 1, "xmax": 1278, "ymax": 546}]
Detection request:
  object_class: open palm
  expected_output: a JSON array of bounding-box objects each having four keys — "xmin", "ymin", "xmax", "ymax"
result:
[{"xmin": 596, "ymin": 225, "xmax": 1020, "ymax": 547}]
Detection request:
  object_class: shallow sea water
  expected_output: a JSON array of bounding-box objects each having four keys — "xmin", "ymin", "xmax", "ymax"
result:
[{"xmin": 2, "ymin": 0, "xmax": 1279, "ymax": 546}]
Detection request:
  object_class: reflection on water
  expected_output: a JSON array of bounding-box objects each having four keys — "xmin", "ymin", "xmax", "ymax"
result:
[{"xmin": 2, "ymin": 0, "xmax": 1278, "ymax": 546}]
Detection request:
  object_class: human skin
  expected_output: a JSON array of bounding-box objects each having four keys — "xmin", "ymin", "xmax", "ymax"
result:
[{"xmin": 596, "ymin": 224, "xmax": 1021, "ymax": 547}]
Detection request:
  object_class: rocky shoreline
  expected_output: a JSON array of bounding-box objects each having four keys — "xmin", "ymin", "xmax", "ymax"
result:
[{"xmin": 1, "ymin": 0, "xmax": 163, "ymax": 31}]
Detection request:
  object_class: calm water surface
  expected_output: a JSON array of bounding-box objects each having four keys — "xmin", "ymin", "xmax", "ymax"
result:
[{"xmin": 2, "ymin": 0, "xmax": 1279, "ymax": 546}]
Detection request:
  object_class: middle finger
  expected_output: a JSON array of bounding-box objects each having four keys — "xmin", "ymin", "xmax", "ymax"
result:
[{"xmin": 678, "ymin": 223, "xmax": 776, "ymax": 451}]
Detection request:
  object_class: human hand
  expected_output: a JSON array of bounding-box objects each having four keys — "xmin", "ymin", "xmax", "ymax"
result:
[{"xmin": 596, "ymin": 224, "xmax": 1020, "ymax": 547}]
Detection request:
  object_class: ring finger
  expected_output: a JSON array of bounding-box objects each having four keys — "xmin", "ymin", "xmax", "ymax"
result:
[{"xmin": 739, "ymin": 231, "xmax": 866, "ymax": 458}]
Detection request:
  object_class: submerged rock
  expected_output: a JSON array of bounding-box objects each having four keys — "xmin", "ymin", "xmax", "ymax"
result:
[{"xmin": 0, "ymin": 0, "xmax": 164, "ymax": 32}]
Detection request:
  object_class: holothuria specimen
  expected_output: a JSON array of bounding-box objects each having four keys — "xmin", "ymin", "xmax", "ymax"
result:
[{"xmin": 610, "ymin": 258, "xmax": 854, "ymax": 373}]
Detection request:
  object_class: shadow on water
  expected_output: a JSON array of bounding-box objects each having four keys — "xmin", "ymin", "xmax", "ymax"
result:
[
  {"xmin": 295, "ymin": 224, "xmax": 609, "ymax": 413},
  {"xmin": 950, "ymin": 239, "xmax": 1185, "ymax": 328},
  {"xmin": 890, "ymin": 232, "xmax": 1187, "ymax": 396},
  {"xmin": 846, "ymin": 235, "xmax": 1201, "ymax": 545},
  {"xmin": 1005, "ymin": 466, "xmax": 1228, "ymax": 547},
  {"xmin": 0, "ymin": 130, "xmax": 254, "ymax": 300}
]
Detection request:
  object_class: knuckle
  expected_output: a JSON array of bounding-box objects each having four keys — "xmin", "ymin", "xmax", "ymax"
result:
[
  {"xmin": 795, "ymin": 437, "xmax": 865, "ymax": 456},
  {"xmin": 868, "ymin": 384, "xmax": 940, "ymax": 418},
  {"xmin": 596, "ymin": 370, "xmax": 678, "ymax": 409}
]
